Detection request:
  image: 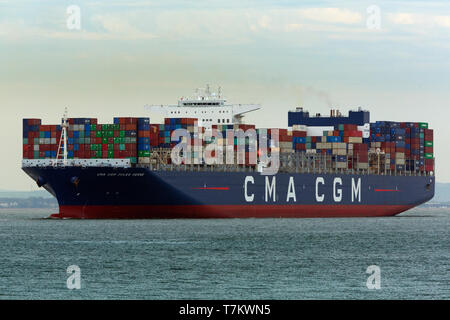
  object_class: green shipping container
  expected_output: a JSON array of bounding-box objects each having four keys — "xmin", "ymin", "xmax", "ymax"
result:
[
  {"xmin": 114, "ymin": 137, "xmax": 120, "ymax": 144},
  {"xmin": 107, "ymin": 130, "xmax": 114, "ymax": 138},
  {"xmin": 79, "ymin": 131, "xmax": 84, "ymax": 138},
  {"xmin": 419, "ymin": 122, "xmax": 428, "ymax": 129},
  {"xmin": 90, "ymin": 124, "xmax": 97, "ymax": 131},
  {"xmin": 108, "ymin": 144, "xmax": 114, "ymax": 151},
  {"xmin": 119, "ymin": 131, "xmax": 125, "ymax": 138},
  {"xmin": 102, "ymin": 124, "xmax": 108, "ymax": 131},
  {"xmin": 114, "ymin": 124, "xmax": 120, "ymax": 131},
  {"xmin": 425, "ymin": 141, "xmax": 433, "ymax": 147},
  {"xmin": 96, "ymin": 151, "xmax": 102, "ymax": 158},
  {"xmin": 96, "ymin": 131, "xmax": 102, "ymax": 138},
  {"xmin": 419, "ymin": 133, "xmax": 424, "ymax": 138},
  {"xmin": 23, "ymin": 138, "xmax": 28, "ymax": 144},
  {"xmin": 108, "ymin": 151, "xmax": 114, "ymax": 158},
  {"xmin": 424, "ymin": 153, "xmax": 433, "ymax": 159},
  {"xmin": 102, "ymin": 137, "xmax": 108, "ymax": 144},
  {"xmin": 138, "ymin": 150, "xmax": 150, "ymax": 157},
  {"xmin": 119, "ymin": 144, "xmax": 125, "ymax": 151}
]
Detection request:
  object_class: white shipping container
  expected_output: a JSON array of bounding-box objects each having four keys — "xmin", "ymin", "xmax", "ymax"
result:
[
  {"xmin": 332, "ymin": 149, "xmax": 347, "ymax": 155},
  {"xmin": 336, "ymin": 162, "xmax": 347, "ymax": 168},
  {"xmin": 279, "ymin": 142, "xmax": 292, "ymax": 149},
  {"xmin": 357, "ymin": 163, "xmax": 369, "ymax": 169},
  {"xmin": 306, "ymin": 126, "xmax": 334, "ymax": 137},
  {"xmin": 138, "ymin": 158, "xmax": 150, "ymax": 164},
  {"xmin": 292, "ymin": 124, "xmax": 307, "ymax": 131},
  {"xmin": 332, "ymin": 142, "xmax": 346, "ymax": 149},
  {"xmin": 348, "ymin": 137, "xmax": 362, "ymax": 143}
]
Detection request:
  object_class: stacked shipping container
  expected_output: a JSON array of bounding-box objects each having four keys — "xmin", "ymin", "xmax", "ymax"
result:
[{"xmin": 22, "ymin": 115, "xmax": 435, "ymax": 173}]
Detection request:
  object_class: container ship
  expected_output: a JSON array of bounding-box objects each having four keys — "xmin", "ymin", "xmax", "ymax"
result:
[{"xmin": 21, "ymin": 86, "xmax": 435, "ymax": 218}]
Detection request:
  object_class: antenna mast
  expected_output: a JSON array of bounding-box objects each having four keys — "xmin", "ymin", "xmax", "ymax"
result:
[{"xmin": 54, "ymin": 107, "xmax": 69, "ymax": 166}]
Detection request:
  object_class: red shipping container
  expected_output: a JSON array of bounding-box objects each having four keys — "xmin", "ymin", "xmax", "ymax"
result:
[
  {"xmin": 424, "ymin": 129, "xmax": 433, "ymax": 138},
  {"xmin": 343, "ymin": 124, "xmax": 357, "ymax": 131},
  {"xmin": 102, "ymin": 144, "xmax": 108, "ymax": 151},
  {"xmin": 278, "ymin": 129, "xmax": 287, "ymax": 136},
  {"xmin": 348, "ymin": 131, "xmax": 362, "ymax": 137},
  {"xmin": 425, "ymin": 146, "xmax": 433, "ymax": 153},
  {"xmin": 293, "ymin": 131, "xmax": 307, "ymax": 138},
  {"xmin": 138, "ymin": 131, "xmax": 150, "ymax": 138}
]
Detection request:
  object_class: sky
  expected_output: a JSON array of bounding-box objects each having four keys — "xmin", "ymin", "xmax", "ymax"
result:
[{"xmin": 1, "ymin": 0, "xmax": 450, "ymax": 190}]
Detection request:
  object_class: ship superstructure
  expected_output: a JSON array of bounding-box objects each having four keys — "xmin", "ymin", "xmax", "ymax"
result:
[{"xmin": 145, "ymin": 85, "xmax": 260, "ymax": 128}]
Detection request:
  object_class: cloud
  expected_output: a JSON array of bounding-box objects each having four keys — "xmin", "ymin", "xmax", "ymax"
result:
[
  {"xmin": 91, "ymin": 14, "xmax": 157, "ymax": 39},
  {"xmin": 388, "ymin": 12, "xmax": 450, "ymax": 28},
  {"xmin": 434, "ymin": 15, "xmax": 450, "ymax": 28},
  {"xmin": 388, "ymin": 13, "xmax": 418, "ymax": 25},
  {"xmin": 296, "ymin": 8, "xmax": 363, "ymax": 25}
]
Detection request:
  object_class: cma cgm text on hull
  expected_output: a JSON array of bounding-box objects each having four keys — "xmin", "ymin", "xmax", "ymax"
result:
[{"xmin": 242, "ymin": 175, "xmax": 363, "ymax": 203}]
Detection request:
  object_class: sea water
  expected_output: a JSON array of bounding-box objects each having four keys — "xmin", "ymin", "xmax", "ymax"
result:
[{"xmin": 0, "ymin": 208, "xmax": 448, "ymax": 299}]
